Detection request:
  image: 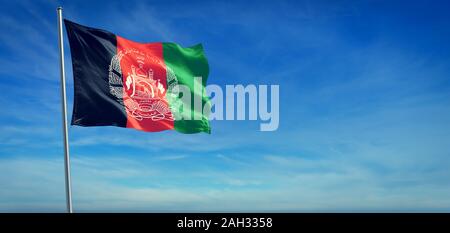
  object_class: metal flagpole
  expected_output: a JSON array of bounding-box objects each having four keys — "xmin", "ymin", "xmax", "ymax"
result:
[{"xmin": 57, "ymin": 6, "xmax": 73, "ymax": 213}]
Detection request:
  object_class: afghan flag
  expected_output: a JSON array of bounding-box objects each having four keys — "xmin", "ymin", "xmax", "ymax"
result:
[{"xmin": 64, "ymin": 20, "xmax": 211, "ymax": 133}]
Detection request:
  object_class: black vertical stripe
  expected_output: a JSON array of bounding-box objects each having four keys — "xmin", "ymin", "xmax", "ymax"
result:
[{"xmin": 64, "ymin": 19, "xmax": 127, "ymax": 127}]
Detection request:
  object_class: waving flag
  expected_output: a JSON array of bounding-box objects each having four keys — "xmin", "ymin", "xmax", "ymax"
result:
[{"xmin": 64, "ymin": 20, "xmax": 210, "ymax": 133}]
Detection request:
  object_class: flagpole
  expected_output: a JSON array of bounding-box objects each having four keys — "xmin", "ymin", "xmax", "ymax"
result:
[{"xmin": 57, "ymin": 6, "xmax": 73, "ymax": 213}]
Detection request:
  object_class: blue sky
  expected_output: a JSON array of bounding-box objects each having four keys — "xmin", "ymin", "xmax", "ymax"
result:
[{"xmin": 1, "ymin": 0, "xmax": 450, "ymax": 212}]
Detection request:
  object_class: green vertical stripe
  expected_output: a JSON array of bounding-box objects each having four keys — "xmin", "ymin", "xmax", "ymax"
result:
[{"xmin": 163, "ymin": 43, "xmax": 211, "ymax": 134}]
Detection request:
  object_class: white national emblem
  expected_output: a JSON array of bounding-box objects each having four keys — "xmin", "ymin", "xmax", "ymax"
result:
[{"xmin": 108, "ymin": 49, "xmax": 180, "ymax": 121}]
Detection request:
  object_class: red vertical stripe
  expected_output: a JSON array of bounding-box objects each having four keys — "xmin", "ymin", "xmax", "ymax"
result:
[{"xmin": 116, "ymin": 36, "xmax": 174, "ymax": 132}]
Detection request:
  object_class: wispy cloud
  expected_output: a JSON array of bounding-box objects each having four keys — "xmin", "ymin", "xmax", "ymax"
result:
[{"xmin": 1, "ymin": 152, "xmax": 450, "ymax": 212}]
